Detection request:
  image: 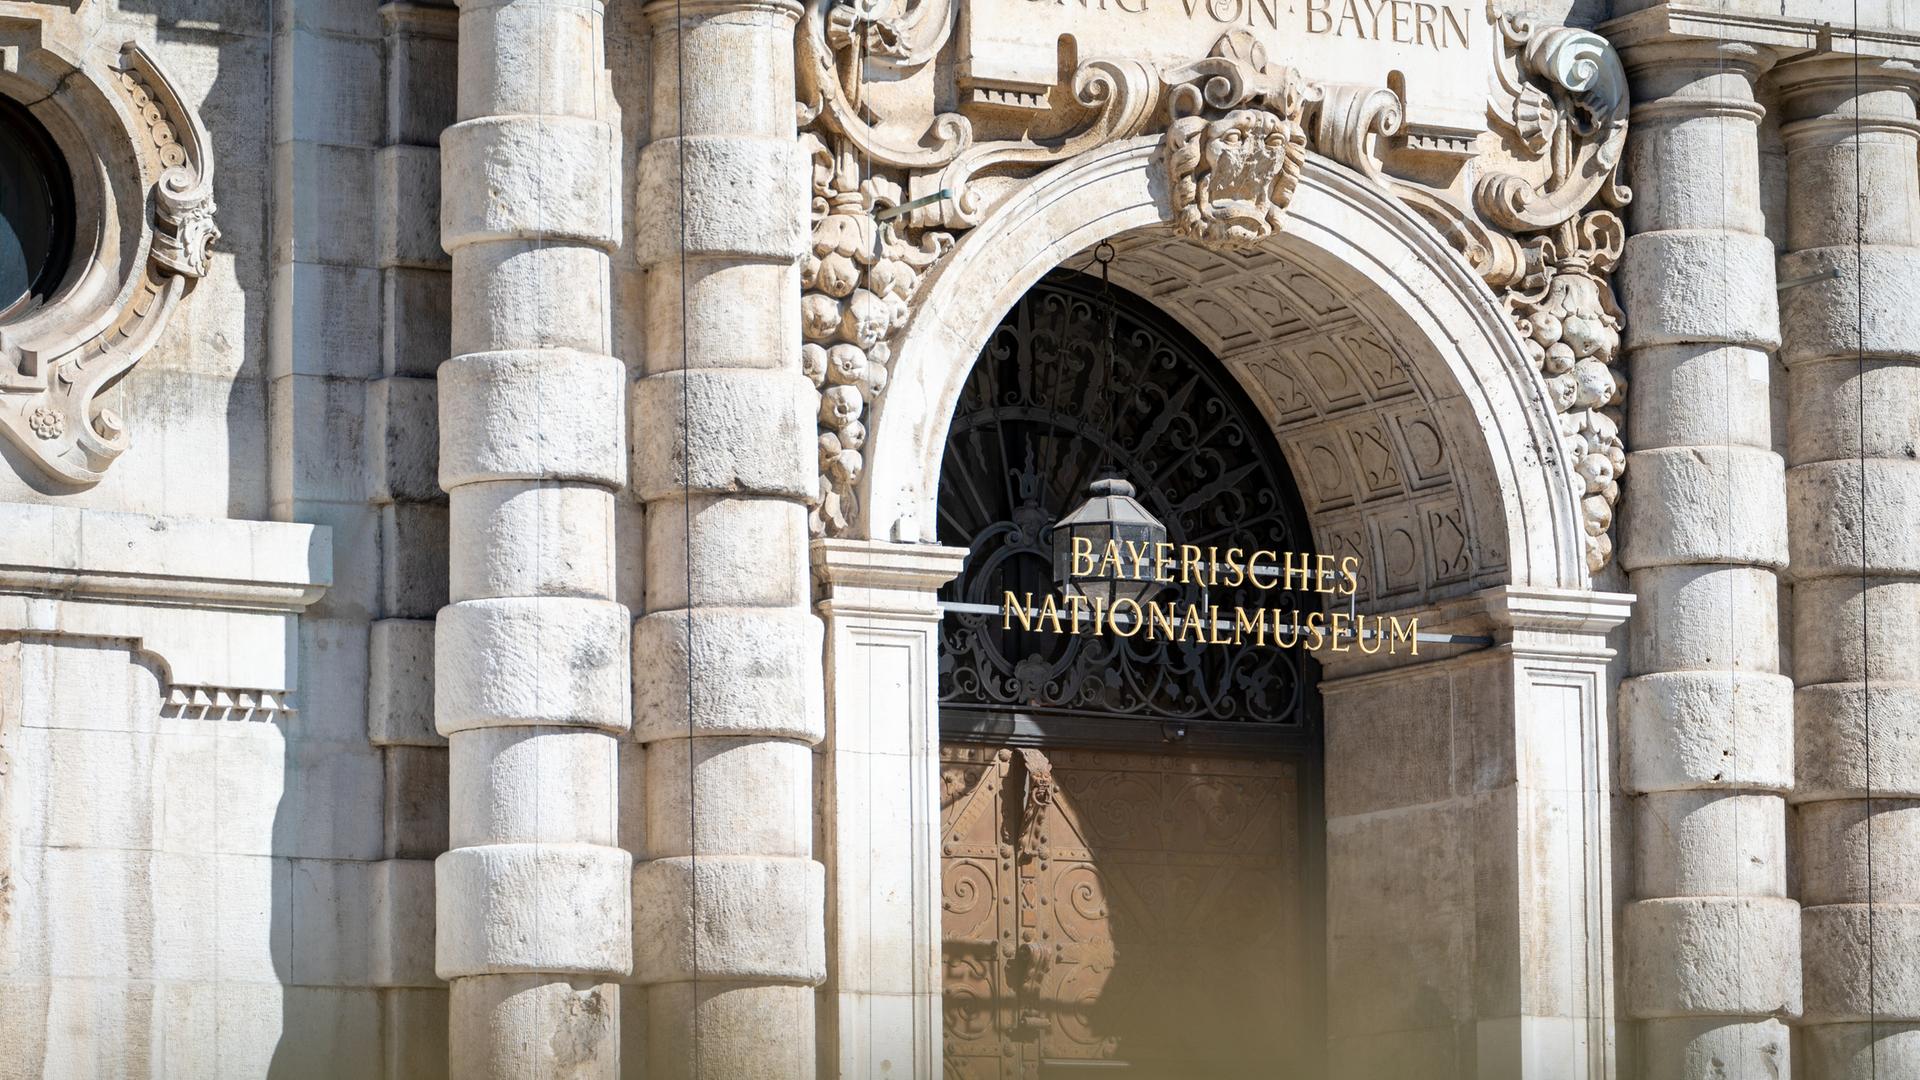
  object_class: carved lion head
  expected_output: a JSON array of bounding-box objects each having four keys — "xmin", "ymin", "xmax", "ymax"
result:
[{"xmin": 1165, "ymin": 105, "xmax": 1307, "ymax": 250}]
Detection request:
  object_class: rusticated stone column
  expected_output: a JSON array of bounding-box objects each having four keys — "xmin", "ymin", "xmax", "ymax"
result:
[
  {"xmin": 1776, "ymin": 53, "xmax": 1920, "ymax": 1079},
  {"xmin": 629, "ymin": 0, "xmax": 824, "ymax": 1073},
  {"xmin": 1615, "ymin": 39, "xmax": 1802, "ymax": 1077},
  {"xmin": 434, "ymin": 0, "xmax": 631, "ymax": 1074}
]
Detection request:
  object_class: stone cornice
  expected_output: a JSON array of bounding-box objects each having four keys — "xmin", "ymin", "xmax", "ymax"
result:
[
  {"xmin": 0, "ymin": 504, "xmax": 331, "ymax": 715},
  {"xmin": 1602, "ymin": 3, "xmax": 1920, "ymax": 62}
]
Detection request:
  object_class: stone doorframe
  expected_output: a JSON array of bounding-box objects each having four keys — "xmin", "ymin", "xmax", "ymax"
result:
[{"xmin": 812, "ymin": 139, "xmax": 1635, "ymax": 1079}]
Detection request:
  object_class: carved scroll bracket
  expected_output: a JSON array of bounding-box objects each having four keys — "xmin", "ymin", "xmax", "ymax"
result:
[{"xmin": 0, "ymin": 38, "xmax": 218, "ymax": 487}]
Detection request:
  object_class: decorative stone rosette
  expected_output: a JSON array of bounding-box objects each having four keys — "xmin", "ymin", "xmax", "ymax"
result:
[
  {"xmin": 797, "ymin": 5, "xmax": 1631, "ymax": 573},
  {"xmin": 0, "ymin": 40, "xmax": 218, "ymax": 486}
]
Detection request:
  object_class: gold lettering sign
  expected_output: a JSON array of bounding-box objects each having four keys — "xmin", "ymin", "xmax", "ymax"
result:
[{"xmin": 1002, "ymin": 546, "xmax": 1419, "ymax": 656}]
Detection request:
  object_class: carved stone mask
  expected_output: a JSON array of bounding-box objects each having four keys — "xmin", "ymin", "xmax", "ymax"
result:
[{"xmin": 1166, "ymin": 105, "xmax": 1307, "ymax": 250}]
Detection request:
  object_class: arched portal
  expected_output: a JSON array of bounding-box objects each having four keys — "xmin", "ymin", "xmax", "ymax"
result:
[
  {"xmin": 814, "ymin": 140, "xmax": 1632, "ymax": 1080},
  {"xmin": 934, "ymin": 269, "xmax": 1326, "ymax": 1075}
]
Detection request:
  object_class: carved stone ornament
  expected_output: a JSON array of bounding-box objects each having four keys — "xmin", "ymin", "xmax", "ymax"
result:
[
  {"xmin": 796, "ymin": 3, "xmax": 1629, "ymax": 573},
  {"xmin": 0, "ymin": 37, "xmax": 218, "ymax": 486}
]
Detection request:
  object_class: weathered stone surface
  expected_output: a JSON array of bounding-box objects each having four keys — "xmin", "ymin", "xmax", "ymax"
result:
[
  {"xmin": 436, "ymin": 597, "xmax": 631, "ymax": 734},
  {"xmin": 1623, "ymin": 896, "xmax": 1802, "ymax": 1018},
  {"xmin": 438, "ymin": 350, "xmax": 627, "ymax": 488},
  {"xmin": 435, "ymin": 843, "xmax": 633, "ymax": 978},
  {"xmin": 628, "ymin": 854, "xmax": 825, "ymax": 984},
  {"xmin": 629, "ymin": 369, "xmax": 816, "ymax": 501},
  {"xmin": 629, "ymin": 607, "xmax": 824, "ymax": 743}
]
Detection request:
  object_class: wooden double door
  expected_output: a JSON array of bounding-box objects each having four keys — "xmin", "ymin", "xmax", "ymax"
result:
[{"xmin": 939, "ymin": 743, "xmax": 1319, "ymax": 1079}]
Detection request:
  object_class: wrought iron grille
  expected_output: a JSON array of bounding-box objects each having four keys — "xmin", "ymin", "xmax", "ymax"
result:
[{"xmin": 937, "ymin": 269, "xmax": 1321, "ymax": 741}]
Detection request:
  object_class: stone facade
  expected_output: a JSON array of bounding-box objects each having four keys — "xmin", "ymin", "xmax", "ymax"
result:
[{"xmin": 0, "ymin": 0, "xmax": 1917, "ymax": 1077}]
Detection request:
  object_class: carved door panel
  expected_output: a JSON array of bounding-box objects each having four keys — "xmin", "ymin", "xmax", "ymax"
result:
[{"xmin": 941, "ymin": 744, "xmax": 1309, "ymax": 1079}]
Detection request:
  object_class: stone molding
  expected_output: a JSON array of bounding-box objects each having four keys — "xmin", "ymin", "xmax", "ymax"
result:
[
  {"xmin": 797, "ymin": 3, "xmax": 1631, "ymax": 574},
  {"xmin": 0, "ymin": 17, "xmax": 219, "ymax": 487},
  {"xmin": 0, "ymin": 503, "xmax": 330, "ymax": 717}
]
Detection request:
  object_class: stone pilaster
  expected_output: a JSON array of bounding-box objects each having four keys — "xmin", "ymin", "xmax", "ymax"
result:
[
  {"xmin": 812, "ymin": 539, "xmax": 967, "ymax": 1078},
  {"xmin": 1774, "ymin": 53, "xmax": 1920, "ymax": 1080},
  {"xmin": 629, "ymin": 0, "xmax": 823, "ymax": 1073},
  {"xmin": 434, "ymin": 0, "xmax": 631, "ymax": 1075},
  {"xmin": 1614, "ymin": 39, "xmax": 1802, "ymax": 1078}
]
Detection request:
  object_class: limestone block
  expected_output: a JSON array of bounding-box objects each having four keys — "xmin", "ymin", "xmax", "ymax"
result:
[
  {"xmin": 1627, "ymin": 343, "xmax": 1774, "ymax": 452},
  {"xmin": 385, "ymin": 744, "xmax": 451, "ymax": 859},
  {"xmin": 373, "ymin": 858, "xmax": 443, "ymax": 987},
  {"xmin": 449, "ymin": 726, "xmax": 619, "ymax": 848},
  {"xmin": 645, "ymin": 11, "xmax": 798, "ymax": 142},
  {"xmin": 298, "ymin": 502, "xmax": 375, "ymax": 622},
  {"xmin": 1633, "ymin": 790, "xmax": 1787, "ymax": 898},
  {"xmin": 448, "ymin": 481, "xmax": 616, "ymax": 601},
  {"xmin": 629, "ymin": 854, "xmax": 825, "ymax": 984},
  {"xmin": 1786, "ymin": 357, "xmax": 1920, "ymax": 466},
  {"xmin": 1795, "ymin": 684, "xmax": 1920, "ymax": 801},
  {"xmin": 1625, "ymin": 564, "xmax": 1783, "ymax": 675},
  {"xmin": 1802, "ymin": 903, "xmax": 1920, "ymax": 1021},
  {"xmin": 370, "ymin": 375, "xmax": 443, "ymax": 504},
  {"xmin": 370, "ymin": 617, "xmax": 443, "ymax": 747},
  {"xmin": 278, "ymin": 141, "xmax": 376, "ymax": 268},
  {"xmin": 1798, "ymin": 1021, "xmax": 1920, "ymax": 1080},
  {"xmin": 441, "ymin": 116, "xmax": 618, "ymax": 252},
  {"xmin": 629, "ymin": 607, "xmax": 824, "ymax": 743},
  {"xmin": 1787, "ymin": 459, "xmax": 1920, "ymax": 578},
  {"xmin": 271, "ymin": 261, "xmax": 383, "ymax": 379},
  {"xmin": 1783, "ymin": 142, "xmax": 1920, "ymax": 251},
  {"xmin": 380, "ymin": 502, "xmax": 451, "ymax": 619},
  {"xmin": 1618, "ymin": 670, "xmax": 1794, "ymax": 793},
  {"xmin": 645, "ymin": 982, "xmax": 816, "ymax": 1079},
  {"xmin": 1793, "ymin": 578, "xmax": 1920, "ymax": 686},
  {"xmin": 641, "ymin": 494, "xmax": 811, "ymax": 610},
  {"xmin": 1621, "ymin": 84, "xmax": 1765, "ymax": 236},
  {"xmin": 1619, "ymin": 447, "xmax": 1787, "ymax": 570},
  {"xmin": 281, "ymin": 29, "xmax": 383, "ymax": 147},
  {"xmin": 449, "ymin": 974, "xmax": 620, "ymax": 1080},
  {"xmin": 435, "ymin": 597, "xmax": 631, "ymax": 735},
  {"xmin": 455, "ymin": 0, "xmax": 607, "ymax": 121},
  {"xmin": 643, "ymin": 736, "xmax": 814, "ymax": 858},
  {"xmin": 387, "ymin": 17, "xmax": 457, "ymax": 147},
  {"xmin": 435, "ymin": 843, "xmax": 633, "ymax": 977},
  {"xmin": 1623, "ymin": 896, "xmax": 1801, "ymax": 1018},
  {"xmin": 1637, "ymin": 1017, "xmax": 1791, "ymax": 1080},
  {"xmin": 1797, "ymin": 800, "xmax": 1920, "ymax": 906},
  {"xmin": 289, "ymin": 859, "xmax": 379, "ymax": 986},
  {"xmin": 270, "ymin": 373, "xmax": 371, "ymax": 505},
  {"xmin": 449, "ymin": 245, "xmax": 611, "ymax": 356},
  {"xmin": 1619, "ymin": 230, "xmax": 1781, "ymax": 350},
  {"xmin": 384, "ymin": 266, "xmax": 452, "ymax": 378},
  {"xmin": 631, "ymin": 135, "xmax": 806, "ymax": 267},
  {"xmin": 640, "ymin": 259, "xmax": 799, "ymax": 375},
  {"xmin": 381, "ymin": 987, "xmax": 452, "ymax": 1080},
  {"xmin": 629, "ymin": 369, "xmax": 816, "ymax": 502},
  {"xmin": 377, "ymin": 145, "xmax": 449, "ymax": 270},
  {"xmin": 1778, "ymin": 247, "xmax": 1920, "ymax": 365},
  {"xmin": 438, "ymin": 350, "xmax": 626, "ymax": 488}
]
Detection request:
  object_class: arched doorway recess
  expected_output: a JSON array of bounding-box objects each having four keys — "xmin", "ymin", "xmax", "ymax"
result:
[
  {"xmin": 811, "ymin": 141, "xmax": 1634, "ymax": 1080},
  {"xmin": 934, "ymin": 268, "xmax": 1326, "ymax": 1076}
]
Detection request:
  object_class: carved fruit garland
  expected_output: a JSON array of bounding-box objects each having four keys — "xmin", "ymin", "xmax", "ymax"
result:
[
  {"xmin": 1476, "ymin": 17, "xmax": 1632, "ymax": 573},
  {"xmin": 800, "ymin": 133, "xmax": 952, "ymax": 536}
]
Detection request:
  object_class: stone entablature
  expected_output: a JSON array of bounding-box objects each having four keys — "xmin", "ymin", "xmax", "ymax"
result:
[
  {"xmin": 0, "ymin": 11, "xmax": 218, "ymax": 487},
  {"xmin": 798, "ymin": 0, "xmax": 1630, "ymax": 575}
]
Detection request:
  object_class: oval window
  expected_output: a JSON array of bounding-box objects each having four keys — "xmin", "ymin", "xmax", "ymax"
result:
[{"xmin": 0, "ymin": 96, "xmax": 73, "ymax": 320}]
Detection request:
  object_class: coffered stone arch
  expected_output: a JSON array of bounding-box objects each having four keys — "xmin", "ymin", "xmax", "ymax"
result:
[{"xmin": 863, "ymin": 135, "xmax": 1589, "ymax": 603}]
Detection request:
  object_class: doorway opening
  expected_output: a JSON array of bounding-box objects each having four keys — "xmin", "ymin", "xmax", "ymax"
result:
[{"xmin": 935, "ymin": 269, "xmax": 1326, "ymax": 1078}]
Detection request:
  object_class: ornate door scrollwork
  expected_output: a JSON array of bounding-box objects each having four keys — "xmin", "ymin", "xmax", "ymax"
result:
[{"xmin": 940, "ymin": 744, "xmax": 1309, "ymax": 1079}]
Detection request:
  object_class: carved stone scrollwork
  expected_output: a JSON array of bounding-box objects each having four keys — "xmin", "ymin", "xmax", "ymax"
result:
[
  {"xmin": 796, "ymin": 5, "xmax": 1631, "ymax": 572},
  {"xmin": 1470, "ymin": 16, "xmax": 1631, "ymax": 573},
  {"xmin": 0, "ymin": 38, "xmax": 218, "ymax": 486}
]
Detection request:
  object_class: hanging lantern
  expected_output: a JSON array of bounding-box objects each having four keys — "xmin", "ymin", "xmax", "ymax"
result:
[{"xmin": 1051, "ymin": 476, "xmax": 1168, "ymax": 607}]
